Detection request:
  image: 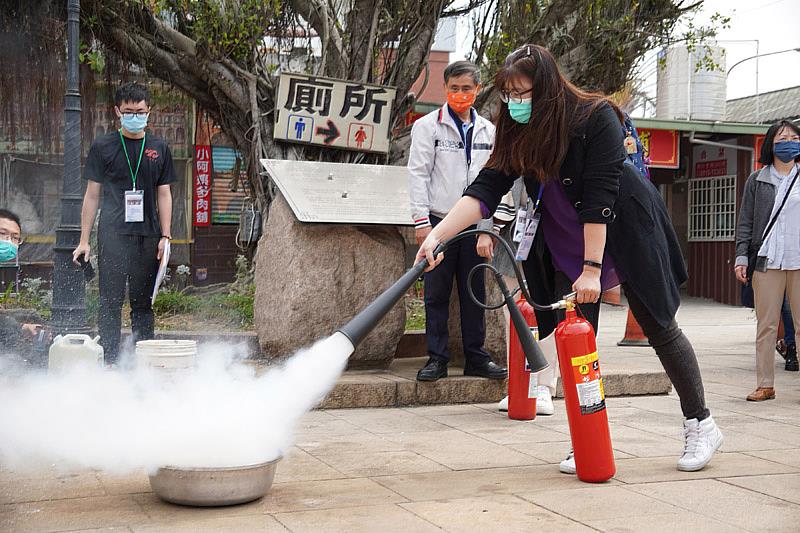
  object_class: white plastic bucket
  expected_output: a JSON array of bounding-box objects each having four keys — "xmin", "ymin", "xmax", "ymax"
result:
[{"xmin": 136, "ymin": 340, "xmax": 197, "ymax": 375}]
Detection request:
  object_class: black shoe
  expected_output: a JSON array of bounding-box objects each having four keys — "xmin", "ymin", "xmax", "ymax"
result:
[
  {"xmin": 417, "ymin": 358, "xmax": 448, "ymax": 381},
  {"xmin": 464, "ymin": 360, "xmax": 508, "ymax": 380},
  {"xmin": 785, "ymin": 344, "xmax": 798, "ymax": 371}
]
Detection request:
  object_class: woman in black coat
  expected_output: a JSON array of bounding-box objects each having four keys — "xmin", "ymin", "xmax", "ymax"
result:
[{"xmin": 416, "ymin": 44, "xmax": 723, "ymax": 474}]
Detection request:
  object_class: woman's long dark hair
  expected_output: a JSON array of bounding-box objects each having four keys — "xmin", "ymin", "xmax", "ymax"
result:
[{"xmin": 486, "ymin": 44, "xmax": 623, "ymax": 182}]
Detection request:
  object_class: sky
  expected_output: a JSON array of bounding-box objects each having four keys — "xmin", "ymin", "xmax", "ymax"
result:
[{"xmin": 452, "ymin": 0, "xmax": 800, "ymax": 103}]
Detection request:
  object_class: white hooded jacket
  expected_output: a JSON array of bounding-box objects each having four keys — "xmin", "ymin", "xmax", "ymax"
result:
[{"xmin": 407, "ymin": 104, "xmax": 495, "ymax": 229}]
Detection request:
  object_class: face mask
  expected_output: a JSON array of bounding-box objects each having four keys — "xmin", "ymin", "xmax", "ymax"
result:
[
  {"xmin": 120, "ymin": 113, "xmax": 148, "ymax": 133},
  {"xmin": 508, "ymin": 99, "xmax": 532, "ymax": 124},
  {"xmin": 774, "ymin": 140, "xmax": 800, "ymax": 163},
  {"xmin": 0, "ymin": 239, "xmax": 18, "ymax": 263},
  {"xmin": 447, "ymin": 91, "xmax": 476, "ymax": 114}
]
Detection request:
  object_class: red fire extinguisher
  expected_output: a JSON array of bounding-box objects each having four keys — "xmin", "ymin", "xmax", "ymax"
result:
[
  {"xmin": 555, "ymin": 303, "xmax": 615, "ymax": 482},
  {"xmin": 508, "ymin": 294, "xmax": 538, "ymax": 420}
]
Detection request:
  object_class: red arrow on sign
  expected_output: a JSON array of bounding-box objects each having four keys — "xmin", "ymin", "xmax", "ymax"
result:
[{"xmin": 315, "ymin": 120, "xmax": 340, "ymax": 144}]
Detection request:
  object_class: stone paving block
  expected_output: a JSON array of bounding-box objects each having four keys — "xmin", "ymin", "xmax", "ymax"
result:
[
  {"xmin": 327, "ymin": 407, "xmax": 450, "ymax": 434},
  {"xmin": 626, "ymin": 479, "xmax": 800, "ymax": 532},
  {"xmin": 260, "ymin": 478, "xmax": 407, "ymax": 514},
  {"xmin": 273, "ymin": 503, "xmax": 440, "ymax": 532},
  {"xmin": 295, "ymin": 430, "xmax": 405, "ymax": 456},
  {"xmin": 585, "ymin": 512, "xmax": 748, "ymax": 532},
  {"xmin": 724, "ymin": 473, "xmax": 800, "ymax": 505},
  {"xmin": 611, "ymin": 452, "xmax": 797, "ymax": 484},
  {"xmin": 382, "ymin": 429, "xmax": 541, "ymax": 470},
  {"xmin": 414, "ymin": 376, "xmax": 507, "ymax": 405},
  {"xmin": 400, "ymin": 494, "xmax": 592, "ymax": 532},
  {"xmin": 132, "ymin": 514, "xmax": 288, "ymax": 532},
  {"xmin": 272, "ymin": 448, "xmax": 345, "ymax": 484},
  {"xmin": 318, "ymin": 381, "xmax": 397, "ymax": 409},
  {"xmin": 132, "ymin": 493, "xmax": 265, "ymax": 522},
  {"xmin": 0, "ymin": 495, "xmax": 149, "ymax": 532},
  {"xmin": 606, "ymin": 424, "xmax": 684, "ymax": 458},
  {"xmin": 517, "ymin": 485, "xmax": 681, "ymax": 521},
  {"xmin": 745, "ymin": 448, "xmax": 800, "ymax": 469},
  {"xmin": 96, "ymin": 470, "xmax": 152, "ymax": 496},
  {"xmin": 395, "ymin": 380, "xmax": 416, "ymax": 406},
  {"xmin": 506, "ymin": 442, "xmax": 636, "ymax": 465},
  {"xmin": 0, "ymin": 469, "xmax": 105, "ymax": 505},
  {"xmin": 313, "ymin": 450, "xmax": 449, "ymax": 478},
  {"xmin": 374, "ymin": 464, "xmax": 618, "ymax": 502}
]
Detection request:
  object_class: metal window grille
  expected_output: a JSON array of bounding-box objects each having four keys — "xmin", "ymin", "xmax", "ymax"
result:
[{"xmin": 688, "ymin": 175, "xmax": 736, "ymax": 242}]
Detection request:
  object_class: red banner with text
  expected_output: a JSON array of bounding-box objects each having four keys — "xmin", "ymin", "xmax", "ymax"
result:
[
  {"xmin": 637, "ymin": 128, "xmax": 680, "ymax": 169},
  {"xmin": 193, "ymin": 145, "xmax": 212, "ymax": 227}
]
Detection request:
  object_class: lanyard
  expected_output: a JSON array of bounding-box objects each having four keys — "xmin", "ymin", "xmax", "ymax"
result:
[
  {"xmin": 529, "ymin": 184, "xmax": 544, "ymax": 213},
  {"xmin": 119, "ymin": 130, "xmax": 146, "ymax": 191}
]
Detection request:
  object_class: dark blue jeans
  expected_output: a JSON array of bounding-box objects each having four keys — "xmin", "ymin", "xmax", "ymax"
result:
[
  {"xmin": 424, "ymin": 216, "xmax": 490, "ymax": 365},
  {"xmin": 782, "ymin": 297, "xmax": 795, "ymax": 346}
]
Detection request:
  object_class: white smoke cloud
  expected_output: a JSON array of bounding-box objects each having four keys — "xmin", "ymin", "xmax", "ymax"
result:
[{"xmin": 0, "ymin": 333, "xmax": 353, "ymax": 473}]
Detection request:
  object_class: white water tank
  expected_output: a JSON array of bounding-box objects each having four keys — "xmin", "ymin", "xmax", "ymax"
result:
[{"xmin": 656, "ymin": 45, "xmax": 727, "ymax": 121}]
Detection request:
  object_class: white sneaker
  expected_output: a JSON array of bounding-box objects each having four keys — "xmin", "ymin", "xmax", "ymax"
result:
[
  {"xmin": 677, "ymin": 416, "xmax": 724, "ymax": 472},
  {"xmin": 498, "ymin": 396, "xmax": 508, "ymax": 412},
  {"xmin": 559, "ymin": 450, "xmax": 576, "ymax": 474},
  {"xmin": 535, "ymin": 386, "xmax": 554, "ymax": 415}
]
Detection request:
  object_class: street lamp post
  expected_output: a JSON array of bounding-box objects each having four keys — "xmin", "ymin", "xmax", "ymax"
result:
[{"xmin": 51, "ymin": 0, "xmax": 89, "ymax": 335}]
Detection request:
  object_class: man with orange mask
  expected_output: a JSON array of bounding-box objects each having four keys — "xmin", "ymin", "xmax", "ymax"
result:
[{"xmin": 407, "ymin": 60, "xmax": 505, "ymax": 381}]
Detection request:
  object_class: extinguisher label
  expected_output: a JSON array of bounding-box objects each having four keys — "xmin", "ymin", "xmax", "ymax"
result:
[
  {"xmin": 570, "ymin": 351, "xmax": 606, "ymax": 415},
  {"xmin": 523, "ymin": 327, "xmax": 539, "ymax": 372},
  {"xmin": 528, "ymin": 372, "xmax": 538, "ymax": 399}
]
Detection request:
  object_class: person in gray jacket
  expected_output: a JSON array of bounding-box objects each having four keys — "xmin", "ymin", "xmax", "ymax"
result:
[
  {"xmin": 735, "ymin": 120, "xmax": 800, "ymax": 401},
  {"xmin": 408, "ymin": 61, "xmax": 506, "ymax": 381}
]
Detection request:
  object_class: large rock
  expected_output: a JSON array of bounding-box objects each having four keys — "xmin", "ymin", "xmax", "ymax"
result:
[
  {"xmin": 254, "ymin": 194, "xmax": 406, "ymax": 369},
  {"xmin": 445, "ymin": 272, "xmax": 507, "ymax": 366}
]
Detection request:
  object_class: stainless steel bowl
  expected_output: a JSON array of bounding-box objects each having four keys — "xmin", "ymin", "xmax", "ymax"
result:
[{"xmin": 148, "ymin": 458, "xmax": 280, "ymax": 507}]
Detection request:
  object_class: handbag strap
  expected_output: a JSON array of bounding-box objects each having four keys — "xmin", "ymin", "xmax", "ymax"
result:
[{"xmin": 761, "ymin": 166, "xmax": 800, "ymax": 244}]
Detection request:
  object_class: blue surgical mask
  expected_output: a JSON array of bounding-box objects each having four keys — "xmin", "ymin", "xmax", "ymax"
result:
[
  {"xmin": 508, "ymin": 99, "xmax": 532, "ymax": 124},
  {"xmin": 774, "ymin": 140, "xmax": 800, "ymax": 163},
  {"xmin": 0, "ymin": 239, "xmax": 18, "ymax": 263},
  {"xmin": 120, "ymin": 113, "xmax": 148, "ymax": 134}
]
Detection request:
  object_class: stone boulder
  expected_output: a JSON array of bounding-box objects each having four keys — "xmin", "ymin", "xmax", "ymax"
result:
[
  {"xmin": 445, "ymin": 272, "xmax": 507, "ymax": 366},
  {"xmin": 254, "ymin": 194, "xmax": 406, "ymax": 369}
]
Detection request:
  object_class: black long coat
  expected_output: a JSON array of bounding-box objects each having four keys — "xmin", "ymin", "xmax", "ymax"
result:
[{"xmin": 465, "ymin": 103, "xmax": 687, "ymax": 337}]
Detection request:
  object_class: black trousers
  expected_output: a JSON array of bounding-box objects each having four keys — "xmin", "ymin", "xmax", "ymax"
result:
[
  {"xmin": 98, "ymin": 231, "xmax": 160, "ymax": 364},
  {"xmin": 424, "ymin": 216, "xmax": 491, "ymax": 365},
  {"xmin": 554, "ymin": 272, "xmax": 710, "ymax": 421}
]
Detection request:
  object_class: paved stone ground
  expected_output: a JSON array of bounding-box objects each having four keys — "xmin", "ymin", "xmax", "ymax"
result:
[{"xmin": 3, "ymin": 297, "xmax": 800, "ymax": 532}]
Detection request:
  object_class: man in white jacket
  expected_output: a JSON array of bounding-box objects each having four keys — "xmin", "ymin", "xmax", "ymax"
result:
[{"xmin": 408, "ymin": 61, "xmax": 507, "ymax": 381}]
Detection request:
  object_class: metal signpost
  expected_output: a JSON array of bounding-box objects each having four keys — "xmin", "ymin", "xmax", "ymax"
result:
[
  {"xmin": 261, "ymin": 159, "xmax": 413, "ymax": 226},
  {"xmin": 274, "ymin": 74, "xmax": 397, "ymax": 154}
]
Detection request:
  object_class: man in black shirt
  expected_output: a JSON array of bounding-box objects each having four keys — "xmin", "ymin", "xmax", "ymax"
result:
[{"xmin": 73, "ymin": 83, "xmax": 177, "ymax": 365}]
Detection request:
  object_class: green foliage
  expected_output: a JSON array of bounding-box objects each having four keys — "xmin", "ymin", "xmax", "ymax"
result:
[
  {"xmin": 405, "ymin": 295, "xmax": 425, "ymax": 331},
  {"xmin": 0, "ymin": 277, "xmax": 52, "ymax": 320},
  {"xmin": 153, "ymin": 289, "xmax": 200, "ymax": 316},
  {"xmin": 153, "ymin": 0, "xmax": 284, "ymax": 65}
]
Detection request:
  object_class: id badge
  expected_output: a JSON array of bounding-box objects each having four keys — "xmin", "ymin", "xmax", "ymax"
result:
[
  {"xmin": 124, "ymin": 190, "xmax": 145, "ymax": 223},
  {"xmin": 515, "ymin": 211, "xmax": 541, "ymax": 261},
  {"xmin": 512, "ymin": 209, "xmax": 527, "ymax": 243}
]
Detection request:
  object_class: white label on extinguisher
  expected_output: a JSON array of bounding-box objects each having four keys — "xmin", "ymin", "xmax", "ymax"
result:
[
  {"xmin": 571, "ymin": 351, "xmax": 606, "ymax": 415},
  {"xmin": 523, "ymin": 326, "xmax": 540, "ymax": 372},
  {"xmin": 527, "ymin": 372, "xmax": 538, "ymax": 399}
]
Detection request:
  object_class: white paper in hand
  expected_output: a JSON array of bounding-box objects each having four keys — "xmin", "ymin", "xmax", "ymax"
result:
[{"xmin": 152, "ymin": 239, "xmax": 171, "ymax": 303}]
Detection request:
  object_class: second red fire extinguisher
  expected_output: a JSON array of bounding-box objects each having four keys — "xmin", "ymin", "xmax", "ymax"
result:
[
  {"xmin": 507, "ymin": 294, "xmax": 538, "ymax": 420},
  {"xmin": 555, "ymin": 302, "xmax": 615, "ymax": 482}
]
